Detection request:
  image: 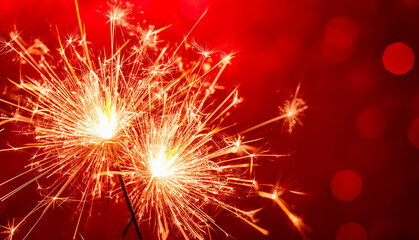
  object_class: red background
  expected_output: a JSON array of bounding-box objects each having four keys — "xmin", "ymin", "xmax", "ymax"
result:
[{"xmin": 1, "ymin": 0, "xmax": 419, "ymax": 239}]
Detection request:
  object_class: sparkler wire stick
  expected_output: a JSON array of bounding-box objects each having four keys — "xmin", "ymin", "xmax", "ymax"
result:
[
  {"xmin": 109, "ymin": 142, "xmax": 143, "ymax": 240},
  {"xmin": 120, "ymin": 218, "xmax": 132, "ymax": 240},
  {"xmin": 116, "ymin": 165, "xmax": 143, "ymax": 240}
]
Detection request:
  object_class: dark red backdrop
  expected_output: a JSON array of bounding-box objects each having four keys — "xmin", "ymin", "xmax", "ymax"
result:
[{"xmin": 0, "ymin": 0, "xmax": 418, "ymax": 239}]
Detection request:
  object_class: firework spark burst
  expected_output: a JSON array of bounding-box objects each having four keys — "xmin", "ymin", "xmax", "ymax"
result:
[
  {"xmin": 0, "ymin": 1, "xmax": 308, "ymax": 239},
  {"xmin": 122, "ymin": 86, "xmax": 271, "ymax": 239}
]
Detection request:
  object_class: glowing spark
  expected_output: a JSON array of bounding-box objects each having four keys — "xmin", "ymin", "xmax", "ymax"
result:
[
  {"xmin": 280, "ymin": 85, "xmax": 307, "ymax": 133},
  {"xmin": 1, "ymin": 219, "xmax": 17, "ymax": 240},
  {"xmin": 240, "ymin": 81, "xmax": 307, "ymax": 135},
  {"xmin": 106, "ymin": 1, "xmax": 133, "ymax": 29},
  {"xmin": 258, "ymin": 191, "xmax": 310, "ymax": 240}
]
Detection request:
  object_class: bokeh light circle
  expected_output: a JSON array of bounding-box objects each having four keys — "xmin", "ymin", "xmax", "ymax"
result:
[
  {"xmin": 325, "ymin": 16, "xmax": 358, "ymax": 49},
  {"xmin": 331, "ymin": 170, "xmax": 362, "ymax": 201},
  {"xmin": 407, "ymin": 118, "xmax": 419, "ymax": 149},
  {"xmin": 357, "ymin": 107, "xmax": 387, "ymax": 139},
  {"xmin": 382, "ymin": 42, "xmax": 415, "ymax": 75},
  {"xmin": 336, "ymin": 222, "xmax": 368, "ymax": 240}
]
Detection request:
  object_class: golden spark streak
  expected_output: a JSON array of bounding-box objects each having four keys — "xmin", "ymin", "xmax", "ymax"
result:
[{"xmin": 259, "ymin": 191, "xmax": 309, "ymax": 240}]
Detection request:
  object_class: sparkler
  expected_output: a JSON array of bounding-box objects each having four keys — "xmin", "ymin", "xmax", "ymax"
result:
[
  {"xmin": 0, "ymin": 1, "xmax": 161, "ymax": 238},
  {"xmin": 0, "ymin": 0, "xmax": 308, "ymax": 239},
  {"xmin": 119, "ymin": 75, "xmax": 308, "ymax": 239},
  {"xmin": 122, "ymin": 86, "xmax": 265, "ymax": 240}
]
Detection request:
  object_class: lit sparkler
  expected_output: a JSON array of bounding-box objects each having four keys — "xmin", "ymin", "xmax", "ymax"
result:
[
  {"xmin": 122, "ymin": 87, "xmax": 270, "ymax": 240},
  {"xmin": 0, "ymin": 1, "xmax": 162, "ymax": 238},
  {"xmin": 0, "ymin": 0, "xmax": 308, "ymax": 239},
  {"xmin": 118, "ymin": 45, "xmax": 308, "ymax": 239}
]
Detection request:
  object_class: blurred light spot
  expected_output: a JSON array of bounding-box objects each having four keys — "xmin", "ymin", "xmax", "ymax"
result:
[
  {"xmin": 369, "ymin": 218, "xmax": 398, "ymax": 240},
  {"xmin": 407, "ymin": 118, "xmax": 419, "ymax": 149},
  {"xmin": 331, "ymin": 170, "xmax": 362, "ymax": 201},
  {"xmin": 336, "ymin": 222, "xmax": 368, "ymax": 240},
  {"xmin": 357, "ymin": 107, "xmax": 387, "ymax": 139},
  {"xmin": 382, "ymin": 42, "xmax": 415, "ymax": 75},
  {"xmin": 325, "ymin": 16, "xmax": 358, "ymax": 49},
  {"xmin": 179, "ymin": 0, "xmax": 209, "ymax": 20}
]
